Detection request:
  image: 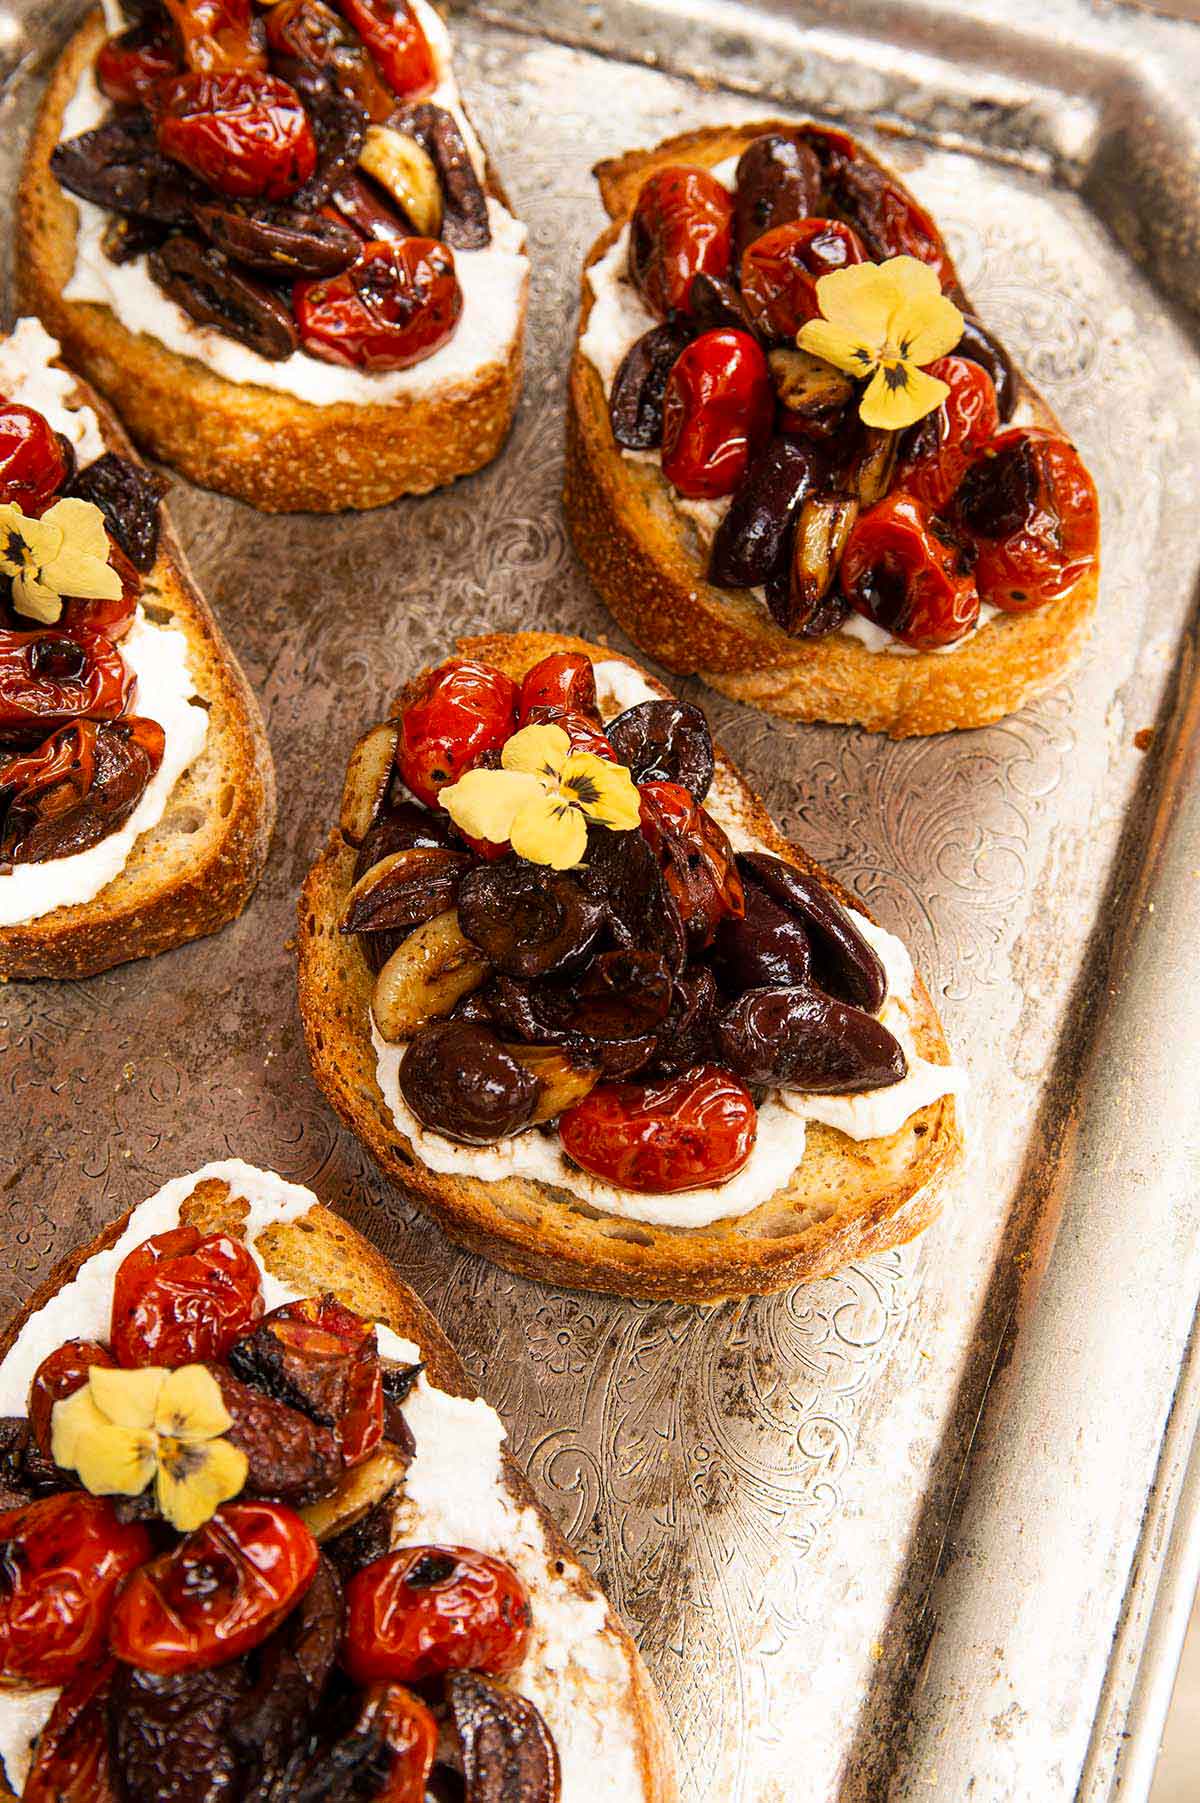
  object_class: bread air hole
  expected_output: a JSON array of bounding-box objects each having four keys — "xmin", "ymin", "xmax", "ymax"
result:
[{"xmin": 163, "ymin": 804, "xmax": 205, "ymax": 835}]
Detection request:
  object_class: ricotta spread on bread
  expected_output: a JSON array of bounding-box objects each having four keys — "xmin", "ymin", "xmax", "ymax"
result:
[
  {"xmin": 371, "ymin": 659, "xmax": 965, "ymax": 1229},
  {"xmin": 0, "ymin": 319, "xmax": 208, "ymax": 927},
  {"xmin": 0, "ymin": 1161, "xmax": 646, "ymax": 1801}
]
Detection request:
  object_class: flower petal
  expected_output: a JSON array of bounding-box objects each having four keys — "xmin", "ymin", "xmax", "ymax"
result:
[
  {"xmin": 38, "ymin": 500, "xmax": 123, "ymax": 603},
  {"xmin": 895, "ymin": 291, "xmax": 965, "ymax": 367},
  {"xmin": 796, "ymin": 319, "xmax": 877, "ymax": 376},
  {"xmin": 509, "ymin": 791, "xmax": 588, "ymax": 870},
  {"xmin": 440, "ymin": 767, "xmax": 545, "ymax": 847},
  {"xmin": 11, "ymin": 570, "xmax": 65, "ymax": 625},
  {"xmin": 501, "ymin": 722, "xmax": 570, "ymax": 780},
  {"xmin": 51, "ymin": 1386, "xmax": 109, "ymax": 1469},
  {"xmin": 810, "ymin": 262, "xmax": 896, "ymax": 346},
  {"xmin": 562, "ymin": 754, "xmax": 642, "ymax": 831},
  {"xmin": 878, "ymin": 255, "xmax": 943, "ymax": 309},
  {"xmin": 53, "ymin": 1390, "xmax": 157, "ymax": 1498},
  {"xmin": 859, "ymin": 362, "xmax": 950, "ymax": 431},
  {"xmin": 156, "ymin": 1436, "xmax": 248, "ymax": 1533},
  {"xmin": 155, "ymin": 1365, "xmax": 233, "ymax": 1443},
  {"xmin": 89, "ymin": 1365, "xmax": 165, "ymax": 1431},
  {"xmin": 0, "ymin": 505, "xmax": 31, "ymax": 578}
]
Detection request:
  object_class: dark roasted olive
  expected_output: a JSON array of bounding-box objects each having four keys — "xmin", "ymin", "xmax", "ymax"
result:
[
  {"xmin": 649, "ymin": 967, "xmax": 718, "ymax": 1076},
  {"xmin": 488, "ymin": 949, "xmax": 672, "ymax": 1078},
  {"xmin": 447, "ymin": 1671, "xmax": 559, "ymax": 1803},
  {"xmin": 65, "ymin": 451, "xmax": 168, "ymax": 573},
  {"xmin": 102, "ymin": 213, "xmax": 168, "ymax": 264},
  {"xmin": 581, "ymin": 824, "xmax": 686, "ymax": 974},
  {"xmin": 352, "ymin": 800, "xmax": 456, "ymax": 884},
  {"xmin": 398, "ymin": 102, "xmax": 491, "ymax": 250},
  {"xmin": 709, "ymin": 437, "xmax": 820, "ymax": 590},
  {"xmin": 398, "ymin": 1021, "xmax": 538, "ymax": 1144},
  {"xmin": 341, "ymin": 845, "xmax": 472, "ymax": 937},
  {"xmin": 329, "ymin": 170, "xmax": 409, "ymax": 241},
  {"xmin": 52, "ymin": 115, "xmax": 202, "ymax": 225},
  {"xmin": 954, "ymin": 312, "xmax": 1017, "ymax": 422},
  {"xmin": 716, "ymin": 986, "xmax": 906, "ymax": 1090},
  {"xmin": 113, "ymin": 1660, "xmax": 249, "ymax": 1803},
  {"xmin": 228, "ymin": 1557, "xmax": 342, "ymax": 1783},
  {"xmin": 740, "ymin": 852, "xmax": 887, "ymax": 1011},
  {"xmin": 766, "ymin": 561, "xmax": 850, "ymax": 637},
  {"xmin": 286, "ymin": 80, "xmax": 367, "ymax": 208},
  {"xmin": 711, "ymin": 874, "xmax": 812, "ymax": 994},
  {"xmin": 606, "ymin": 698, "xmax": 714, "ymax": 803},
  {"xmin": 192, "ymin": 201, "xmax": 360, "ymax": 276},
  {"xmin": 148, "ymin": 235, "xmax": 299, "ymax": 360},
  {"xmin": 767, "ymin": 494, "xmax": 856, "ymax": 635},
  {"xmin": 953, "ymin": 433, "xmax": 1038, "ymax": 539},
  {"xmin": 688, "ymin": 272, "xmax": 754, "ymax": 333},
  {"xmin": 733, "ymin": 131, "xmax": 823, "ymax": 258},
  {"xmin": 458, "ymin": 858, "xmax": 606, "ymax": 979},
  {"xmin": 608, "ymin": 322, "xmax": 692, "ymax": 451}
]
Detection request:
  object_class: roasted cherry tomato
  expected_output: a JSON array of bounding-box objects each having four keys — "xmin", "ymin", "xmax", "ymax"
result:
[
  {"xmin": 264, "ymin": 0, "xmax": 394, "ymax": 122},
  {"xmin": 0, "ymin": 1495, "xmax": 151, "ymax": 1688},
  {"xmin": 110, "ymin": 1225, "xmax": 264, "ymax": 1368},
  {"xmin": 560, "ymin": 1064, "xmax": 757, "ymax": 1193},
  {"xmin": 0, "ymin": 631, "xmax": 133, "ymax": 734},
  {"xmin": 23, "ymin": 1658, "xmax": 118, "ymax": 1803},
  {"xmin": 739, "ymin": 217, "xmax": 866, "ymax": 340},
  {"xmin": 109, "ymin": 1502, "xmax": 318, "ymax": 1675},
  {"xmin": 161, "ymin": 0, "xmax": 266, "ymax": 74},
  {"xmin": 294, "ymin": 238, "xmax": 462, "ymax": 373},
  {"xmin": 361, "ymin": 1684, "xmax": 438, "ymax": 1803},
  {"xmin": 638, "ymin": 778, "xmax": 744, "ymax": 947},
  {"xmin": 951, "ymin": 426, "xmax": 1099, "ymax": 612},
  {"xmin": 820, "ymin": 138, "xmax": 957, "ymax": 289},
  {"xmin": 28, "ymin": 1339, "xmax": 116, "ymax": 1464},
  {"xmin": 520, "ymin": 705, "xmax": 616, "ymax": 761},
  {"xmin": 156, "ymin": 72, "xmax": 316, "ymax": 203},
  {"xmin": 343, "ymin": 1545, "xmax": 531, "ymax": 1685},
  {"xmin": 661, "ymin": 329, "xmax": 773, "ymax": 501},
  {"xmin": 840, "ymin": 491, "xmax": 980, "ymax": 649},
  {"xmin": 397, "ymin": 658, "xmax": 518, "ymax": 809},
  {"xmin": 894, "ymin": 355, "xmax": 998, "ymax": 512},
  {"xmin": 628, "ymin": 166, "xmax": 734, "ymax": 320},
  {"xmin": 337, "ymin": 0, "xmax": 436, "ymax": 98},
  {"xmin": 0, "ymin": 403, "xmax": 68, "ymax": 508},
  {"xmin": 517, "ymin": 651, "xmax": 600, "ymax": 727},
  {"xmin": 61, "ymin": 536, "xmax": 141, "ymax": 644},
  {"xmin": 261, "ymin": 1296, "xmax": 383, "ymax": 1466},
  {"xmin": 96, "ymin": 20, "xmax": 180, "ymax": 108}
]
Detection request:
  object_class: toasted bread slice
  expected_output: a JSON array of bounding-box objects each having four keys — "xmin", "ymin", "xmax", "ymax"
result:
[
  {"xmin": 0, "ymin": 1161, "xmax": 677, "ymax": 1803},
  {"xmin": 297, "ymin": 630, "xmax": 963, "ymax": 1303},
  {"xmin": 0, "ymin": 354, "xmax": 275, "ymax": 981},
  {"xmin": 564, "ymin": 122, "xmax": 1100, "ymax": 737},
  {"xmin": 16, "ymin": 11, "xmax": 528, "ymax": 512}
]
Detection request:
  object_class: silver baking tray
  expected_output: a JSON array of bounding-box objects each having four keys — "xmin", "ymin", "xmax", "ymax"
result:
[{"xmin": 3, "ymin": 0, "xmax": 1200, "ymax": 1796}]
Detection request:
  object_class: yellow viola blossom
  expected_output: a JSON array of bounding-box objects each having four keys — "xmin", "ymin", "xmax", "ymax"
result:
[
  {"xmin": 797, "ymin": 256, "xmax": 964, "ymax": 431},
  {"xmin": 0, "ymin": 496, "xmax": 124, "ymax": 625},
  {"xmin": 440, "ymin": 722, "xmax": 642, "ymax": 871},
  {"xmin": 52, "ymin": 1363, "xmax": 248, "ymax": 1533}
]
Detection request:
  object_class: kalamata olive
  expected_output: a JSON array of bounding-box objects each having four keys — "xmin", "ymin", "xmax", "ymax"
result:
[
  {"xmin": 649, "ymin": 967, "xmax": 719, "ymax": 1076},
  {"xmin": 398, "ymin": 1021, "xmax": 538, "ymax": 1144},
  {"xmin": 711, "ymin": 875, "xmax": 812, "ymax": 995},
  {"xmin": 457, "ymin": 859, "xmax": 606, "ymax": 979},
  {"xmin": 330, "ymin": 171, "xmax": 410, "ymax": 242},
  {"xmin": 102, "ymin": 214, "xmax": 168, "ymax": 264},
  {"xmin": 51, "ymin": 115, "xmax": 201, "ymax": 225},
  {"xmin": 581, "ymin": 826, "xmax": 686, "ymax": 974},
  {"xmin": 65, "ymin": 453, "xmax": 168, "ymax": 574},
  {"xmin": 733, "ymin": 132, "xmax": 823, "ymax": 259},
  {"xmin": 709, "ymin": 437, "xmax": 820, "ymax": 590},
  {"xmin": 953, "ymin": 312, "xmax": 1017, "ymax": 422},
  {"xmin": 285, "ymin": 81, "xmax": 367, "ymax": 208},
  {"xmin": 608, "ymin": 322, "xmax": 692, "ymax": 451},
  {"xmin": 447, "ymin": 1671, "xmax": 559, "ymax": 1802},
  {"xmin": 767, "ymin": 494, "xmax": 857, "ymax": 635},
  {"xmin": 605, "ymin": 698, "xmax": 714, "ymax": 802},
  {"xmin": 716, "ymin": 986, "xmax": 906, "ymax": 1091},
  {"xmin": 352, "ymin": 801, "xmax": 456, "ymax": 885},
  {"xmin": 191, "ymin": 202, "xmax": 360, "ymax": 276},
  {"xmin": 740, "ymin": 853, "xmax": 887, "ymax": 1011},
  {"xmin": 687, "ymin": 273, "xmax": 754, "ymax": 333},
  {"xmin": 397, "ymin": 102, "xmax": 490, "ymax": 250},
  {"xmin": 488, "ymin": 950, "xmax": 672, "ymax": 1077},
  {"xmin": 341, "ymin": 846, "xmax": 472, "ymax": 936},
  {"xmin": 148, "ymin": 235, "xmax": 299, "ymax": 360}
]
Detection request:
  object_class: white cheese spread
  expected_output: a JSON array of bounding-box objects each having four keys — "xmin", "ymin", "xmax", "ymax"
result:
[
  {"xmin": 0, "ymin": 1162, "xmax": 648, "ymax": 1801},
  {"xmin": 57, "ymin": 0, "xmax": 529, "ymax": 408},
  {"xmin": 371, "ymin": 659, "xmax": 965, "ymax": 1230}
]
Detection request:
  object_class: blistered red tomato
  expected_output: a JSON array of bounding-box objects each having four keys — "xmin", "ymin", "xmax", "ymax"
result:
[
  {"xmin": 337, "ymin": 0, "xmax": 436, "ymax": 98},
  {"xmin": 110, "ymin": 1225, "xmax": 264, "ymax": 1368},
  {"xmin": 739, "ymin": 217, "xmax": 866, "ymax": 340},
  {"xmin": 109, "ymin": 1502, "xmax": 318, "ymax": 1674},
  {"xmin": 156, "ymin": 72, "xmax": 316, "ymax": 202},
  {"xmin": 560, "ymin": 1064, "xmax": 757, "ymax": 1193},
  {"xmin": 661, "ymin": 329, "xmax": 773, "ymax": 501},
  {"xmin": 639, "ymin": 778, "xmax": 744, "ymax": 946},
  {"xmin": 397, "ymin": 658, "xmax": 518, "ymax": 809},
  {"xmin": 951, "ymin": 426, "xmax": 1099, "ymax": 612},
  {"xmin": 361, "ymin": 1685, "xmax": 438, "ymax": 1803},
  {"xmin": 343, "ymin": 1545, "xmax": 531, "ymax": 1685},
  {"xmin": 822, "ymin": 140, "xmax": 957, "ymax": 289},
  {"xmin": 840, "ymin": 491, "xmax": 980, "ymax": 649},
  {"xmin": 0, "ymin": 631, "xmax": 133, "ymax": 733},
  {"xmin": 294, "ymin": 239, "xmax": 462, "ymax": 373},
  {"xmin": 628, "ymin": 166, "xmax": 734, "ymax": 319},
  {"xmin": 894, "ymin": 355, "xmax": 999, "ymax": 512},
  {"xmin": 96, "ymin": 20, "xmax": 180, "ymax": 108},
  {"xmin": 28, "ymin": 1339, "xmax": 116, "ymax": 1463},
  {"xmin": 0, "ymin": 403, "xmax": 67, "ymax": 508},
  {"xmin": 517, "ymin": 651, "xmax": 600, "ymax": 726},
  {"xmin": 161, "ymin": 0, "xmax": 266, "ymax": 73},
  {"xmin": 263, "ymin": 1296, "xmax": 383, "ymax": 1467},
  {"xmin": 23, "ymin": 1659, "xmax": 118, "ymax": 1803},
  {"xmin": 264, "ymin": 0, "xmax": 395, "ymax": 123},
  {"xmin": 0, "ymin": 1495, "xmax": 151, "ymax": 1687}
]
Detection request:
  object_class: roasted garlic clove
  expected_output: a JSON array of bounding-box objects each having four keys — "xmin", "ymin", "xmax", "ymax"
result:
[
  {"xmin": 509, "ymin": 1044, "xmax": 599, "ymax": 1123},
  {"xmin": 299, "ymin": 1445, "xmax": 407, "ymax": 1542},
  {"xmin": 358, "ymin": 126, "xmax": 443, "ymax": 238},
  {"xmin": 339, "ymin": 719, "xmax": 399, "ymax": 848},
  {"xmin": 372, "ymin": 908, "xmax": 488, "ymax": 1042}
]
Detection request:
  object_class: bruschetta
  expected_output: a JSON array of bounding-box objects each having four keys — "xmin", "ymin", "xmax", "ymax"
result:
[
  {"xmin": 0, "ymin": 316, "xmax": 273, "ymax": 980},
  {"xmin": 565, "ymin": 121, "xmax": 1101, "ymax": 736},
  {"xmin": 297, "ymin": 630, "xmax": 964, "ymax": 1302},
  {"xmin": 17, "ymin": 0, "xmax": 529, "ymax": 511},
  {"xmin": 0, "ymin": 1158, "xmax": 676, "ymax": 1801}
]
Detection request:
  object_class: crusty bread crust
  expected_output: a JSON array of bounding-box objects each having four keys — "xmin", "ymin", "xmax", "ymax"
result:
[
  {"xmin": 564, "ymin": 121, "xmax": 1100, "ymax": 737},
  {"xmin": 16, "ymin": 13, "xmax": 527, "ymax": 512},
  {"xmin": 0, "ymin": 1172, "xmax": 678, "ymax": 1803},
  {"xmin": 0, "ymin": 363, "xmax": 275, "ymax": 980},
  {"xmin": 296, "ymin": 629, "xmax": 963, "ymax": 1303}
]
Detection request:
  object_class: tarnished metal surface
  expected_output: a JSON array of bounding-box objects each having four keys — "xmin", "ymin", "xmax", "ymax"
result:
[{"xmin": 2, "ymin": 1, "xmax": 1200, "ymax": 1798}]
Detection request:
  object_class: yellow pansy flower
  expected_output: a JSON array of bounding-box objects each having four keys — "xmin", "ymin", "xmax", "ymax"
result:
[
  {"xmin": 440, "ymin": 722, "xmax": 642, "ymax": 871},
  {"xmin": 52, "ymin": 1363, "xmax": 248, "ymax": 1533},
  {"xmin": 797, "ymin": 256, "xmax": 964, "ymax": 431},
  {"xmin": 0, "ymin": 496, "xmax": 124, "ymax": 625}
]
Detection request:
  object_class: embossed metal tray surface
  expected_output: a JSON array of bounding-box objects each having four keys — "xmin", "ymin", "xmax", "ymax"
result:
[{"xmin": 3, "ymin": 0, "xmax": 1200, "ymax": 1797}]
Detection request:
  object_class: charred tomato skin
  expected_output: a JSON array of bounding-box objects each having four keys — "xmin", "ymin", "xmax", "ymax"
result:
[
  {"xmin": 638, "ymin": 778, "xmax": 744, "ymax": 948},
  {"xmin": 343, "ymin": 1544, "xmax": 531, "ymax": 1685},
  {"xmin": 28, "ymin": 1339, "xmax": 116, "ymax": 1463},
  {"xmin": 739, "ymin": 216, "xmax": 867, "ymax": 340},
  {"xmin": 396, "ymin": 658, "xmax": 518, "ymax": 809},
  {"xmin": 0, "ymin": 1494, "xmax": 151, "ymax": 1687},
  {"xmin": 951, "ymin": 426, "xmax": 1099, "ymax": 612},
  {"xmin": 0, "ymin": 630, "xmax": 134, "ymax": 734},
  {"xmin": 96, "ymin": 21, "xmax": 180, "ymax": 109},
  {"xmin": 156, "ymin": 71, "xmax": 317, "ymax": 203},
  {"xmin": 294, "ymin": 237, "xmax": 462, "ymax": 373},
  {"xmin": 0, "ymin": 402, "xmax": 69, "ymax": 508},
  {"xmin": 894, "ymin": 355, "xmax": 999, "ymax": 513},
  {"xmin": 839, "ymin": 491, "xmax": 980, "ymax": 650},
  {"xmin": 628, "ymin": 166, "xmax": 734, "ymax": 319},
  {"xmin": 559, "ymin": 1063, "xmax": 757, "ymax": 1193},
  {"xmin": 359, "ymin": 1683, "xmax": 438, "ymax": 1802},
  {"xmin": 259, "ymin": 1296, "xmax": 384, "ymax": 1467},
  {"xmin": 337, "ymin": 0, "xmax": 437, "ymax": 99},
  {"xmin": 661, "ymin": 328, "xmax": 774, "ymax": 501},
  {"xmin": 22, "ymin": 1657, "xmax": 118, "ymax": 1803},
  {"xmin": 110, "ymin": 1225, "xmax": 264, "ymax": 1368}
]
